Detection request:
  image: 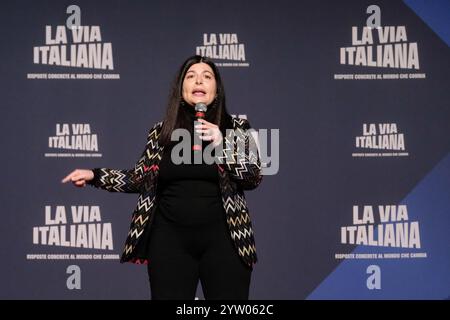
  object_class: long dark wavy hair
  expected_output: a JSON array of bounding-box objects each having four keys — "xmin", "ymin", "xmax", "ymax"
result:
[{"xmin": 159, "ymin": 55, "xmax": 232, "ymax": 146}]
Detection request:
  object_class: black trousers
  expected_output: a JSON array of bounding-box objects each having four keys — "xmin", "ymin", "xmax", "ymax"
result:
[{"xmin": 147, "ymin": 212, "xmax": 252, "ymax": 300}]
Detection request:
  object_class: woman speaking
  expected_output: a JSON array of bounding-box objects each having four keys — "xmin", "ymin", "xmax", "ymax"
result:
[{"xmin": 62, "ymin": 55, "xmax": 262, "ymax": 300}]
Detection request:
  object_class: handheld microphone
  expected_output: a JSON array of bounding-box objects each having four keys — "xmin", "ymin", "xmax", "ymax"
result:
[{"xmin": 193, "ymin": 102, "xmax": 207, "ymax": 152}]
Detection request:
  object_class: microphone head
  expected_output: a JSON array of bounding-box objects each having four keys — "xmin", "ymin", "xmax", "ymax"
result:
[{"xmin": 194, "ymin": 102, "xmax": 207, "ymax": 112}]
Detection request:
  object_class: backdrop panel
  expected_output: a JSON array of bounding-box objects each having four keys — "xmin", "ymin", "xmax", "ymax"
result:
[{"xmin": 0, "ymin": 0, "xmax": 448, "ymax": 299}]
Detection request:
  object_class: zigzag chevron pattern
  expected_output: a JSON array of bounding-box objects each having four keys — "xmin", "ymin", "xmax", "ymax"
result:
[
  {"xmin": 230, "ymin": 228, "xmax": 253, "ymax": 240},
  {"xmin": 136, "ymin": 194, "xmax": 154, "ymax": 212},
  {"xmin": 97, "ymin": 168, "xmax": 142, "ymax": 193},
  {"xmin": 127, "ymin": 228, "xmax": 144, "ymax": 239},
  {"xmin": 223, "ymin": 196, "xmax": 247, "ymax": 214},
  {"xmin": 238, "ymin": 244, "xmax": 257, "ymax": 257},
  {"xmin": 129, "ymin": 258, "xmax": 148, "ymax": 265},
  {"xmin": 123, "ymin": 244, "xmax": 134, "ymax": 255},
  {"xmin": 133, "ymin": 214, "xmax": 149, "ymax": 226},
  {"xmin": 216, "ymin": 119, "xmax": 263, "ymax": 191},
  {"xmin": 227, "ymin": 213, "xmax": 251, "ymax": 227}
]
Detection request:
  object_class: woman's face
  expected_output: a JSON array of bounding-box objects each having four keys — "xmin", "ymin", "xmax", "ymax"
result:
[{"xmin": 182, "ymin": 62, "xmax": 217, "ymax": 106}]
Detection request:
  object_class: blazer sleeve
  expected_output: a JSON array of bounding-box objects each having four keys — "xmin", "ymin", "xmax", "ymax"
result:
[
  {"xmin": 86, "ymin": 122, "xmax": 162, "ymax": 193},
  {"xmin": 217, "ymin": 118, "xmax": 263, "ymax": 190}
]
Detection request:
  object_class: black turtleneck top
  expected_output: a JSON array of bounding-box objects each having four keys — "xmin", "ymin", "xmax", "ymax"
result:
[{"xmin": 155, "ymin": 104, "xmax": 225, "ymax": 225}]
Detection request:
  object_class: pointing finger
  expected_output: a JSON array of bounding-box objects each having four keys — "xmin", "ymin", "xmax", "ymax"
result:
[{"xmin": 62, "ymin": 172, "xmax": 75, "ymax": 183}]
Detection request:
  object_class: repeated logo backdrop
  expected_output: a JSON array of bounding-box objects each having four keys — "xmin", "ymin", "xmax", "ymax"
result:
[{"xmin": 0, "ymin": 0, "xmax": 449, "ymax": 299}]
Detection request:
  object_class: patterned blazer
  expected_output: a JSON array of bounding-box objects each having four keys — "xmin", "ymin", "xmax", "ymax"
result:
[{"xmin": 88, "ymin": 117, "xmax": 262, "ymax": 267}]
